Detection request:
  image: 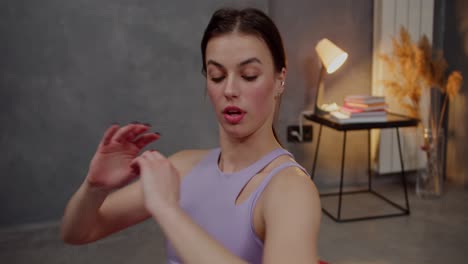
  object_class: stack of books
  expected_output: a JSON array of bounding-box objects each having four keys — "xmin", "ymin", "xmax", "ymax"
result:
[{"xmin": 330, "ymin": 95, "xmax": 388, "ymax": 124}]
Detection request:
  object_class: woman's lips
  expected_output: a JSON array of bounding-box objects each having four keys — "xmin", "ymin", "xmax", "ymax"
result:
[{"xmin": 223, "ymin": 106, "xmax": 245, "ymax": 124}]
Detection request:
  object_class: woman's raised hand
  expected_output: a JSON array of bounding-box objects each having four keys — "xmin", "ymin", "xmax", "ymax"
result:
[
  {"xmin": 130, "ymin": 150, "xmax": 181, "ymax": 217},
  {"xmin": 85, "ymin": 122, "xmax": 160, "ymax": 191}
]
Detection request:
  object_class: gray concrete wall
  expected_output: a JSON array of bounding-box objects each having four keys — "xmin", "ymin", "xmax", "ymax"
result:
[
  {"xmin": 0, "ymin": 0, "xmax": 267, "ymax": 228},
  {"xmin": 0, "ymin": 0, "xmax": 375, "ymax": 227},
  {"xmin": 271, "ymin": 0, "xmax": 374, "ymax": 188}
]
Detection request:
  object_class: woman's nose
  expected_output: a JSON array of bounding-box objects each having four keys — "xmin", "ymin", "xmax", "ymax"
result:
[{"xmin": 223, "ymin": 77, "xmax": 240, "ymax": 98}]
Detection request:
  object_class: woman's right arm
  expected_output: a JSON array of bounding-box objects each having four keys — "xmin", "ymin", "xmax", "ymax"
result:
[
  {"xmin": 60, "ymin": 123, "xmax": 159, "ymax": 244},
  {"xmin": 60, "ymin": 178, "xmax": 150, "ymax": 244}
]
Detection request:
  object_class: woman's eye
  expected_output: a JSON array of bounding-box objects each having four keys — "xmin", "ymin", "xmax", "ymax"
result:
[
  {"xmin": 211, "ymin": 76, "xmax": 225, "ymax": 83},
  {"xmin": 243, "ymin": 75, "xmax": 258, "ymax": 82}
]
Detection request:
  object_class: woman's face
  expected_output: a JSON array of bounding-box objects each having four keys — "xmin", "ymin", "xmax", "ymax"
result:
[{"xmin": 205, "ymin": 32, "xmax": 284, "ymax": 139}]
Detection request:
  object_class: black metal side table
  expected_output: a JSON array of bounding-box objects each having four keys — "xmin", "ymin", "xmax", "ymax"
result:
[{"xmin": 305, "ymin": 112, "xmax": 419, "ymax": 222}]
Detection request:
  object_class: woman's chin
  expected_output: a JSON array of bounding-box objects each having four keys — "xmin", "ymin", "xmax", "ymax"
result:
[{"xmin": 220, "ymin": 125, "xmax": 251, "ymax": 140}]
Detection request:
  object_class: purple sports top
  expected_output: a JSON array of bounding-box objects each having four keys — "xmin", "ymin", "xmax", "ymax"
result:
[{"xmin": 166, "ymin": 148, "xmax": 308, "ymax": 264}]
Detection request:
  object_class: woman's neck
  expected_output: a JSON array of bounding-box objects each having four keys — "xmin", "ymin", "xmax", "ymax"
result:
[{"xmin": 218, "ymin": 126, "xmax": 281, "ymax": 173}]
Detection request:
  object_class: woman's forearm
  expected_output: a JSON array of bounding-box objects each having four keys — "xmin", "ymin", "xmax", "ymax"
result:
[
  {"xmin": 60, "ymin": 180, "xmax": 110, "ymax": 244},
  {"xmin": 155, "ymin": 207, "xmax": 247, "ymax": 264}
]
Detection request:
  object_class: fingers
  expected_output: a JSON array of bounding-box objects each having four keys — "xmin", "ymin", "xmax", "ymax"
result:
[
  {"xmin": 147, "ymin": 150, "xmax": 166, "ymax": 160},
  {"xmin": 130, "ymin": 162, "xmax": 140, "ymax": 176},
  {"xmin": 130, "ymin": 150, "xmax": 166, "ymax": 169},
  {"xmin": 133, "ymin": 133, "xmax": 161, "ymax": 149},
  {"xmin": 130, "ymin": 154, "xmax": 151, "ymax": 178},
  {"xmin": 112, "ymin": 123, "xmax": 151, "ymax": 144},
  {"xmin": 101, "ymin": 124, "xmax": 120, "ymax": 146},
  {"xmin": 141, "ymin": 149, "xmax": 167, "ymax": 161}
]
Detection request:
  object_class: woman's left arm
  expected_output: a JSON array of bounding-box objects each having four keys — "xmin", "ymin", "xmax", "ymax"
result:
[
  {"xmin": 260, "ymin": 167, "xmax": 322, "ymax": 264},
  {"xmin": 131, "ymin": 150, "xmax": 247, "ymax": 264}
]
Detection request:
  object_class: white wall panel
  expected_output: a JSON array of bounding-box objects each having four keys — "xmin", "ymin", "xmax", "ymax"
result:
[{"xmin": 372, "ymin": 0, "xmax": 434, "ymax": 174}]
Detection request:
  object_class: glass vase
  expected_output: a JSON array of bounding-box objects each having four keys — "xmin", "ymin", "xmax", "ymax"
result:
[{"xmin": 416, "ymin": 128, "xmax": 445, "ymax": 198}]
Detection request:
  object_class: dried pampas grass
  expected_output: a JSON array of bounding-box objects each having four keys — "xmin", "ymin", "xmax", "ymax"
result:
[{"xmin": 380, "ymin": 27, "xmax": 463, "ymax": 135}]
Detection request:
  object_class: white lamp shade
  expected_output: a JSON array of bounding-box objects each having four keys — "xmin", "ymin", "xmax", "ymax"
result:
[{"xmin": 315, "ymin": 38, "xmax": 348, "ymax": 74}]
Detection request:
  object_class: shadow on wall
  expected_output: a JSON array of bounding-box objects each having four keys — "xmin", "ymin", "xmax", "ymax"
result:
[
  {"xmin": 446, "ymin": 0, "xmax": 468, "ymax": 186},
  {"xmin": 457, "ymin": 0, "xmax": 468, "ymax": 58}
]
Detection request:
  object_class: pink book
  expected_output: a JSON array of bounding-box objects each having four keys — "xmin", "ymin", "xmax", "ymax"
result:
[
  {"xmin": 343, "ymin": 102, "xmax": 388, "ymax": 111},
  {"xmin": 340, "ymin": 105, "xmax": 387, "ymax": 117}
]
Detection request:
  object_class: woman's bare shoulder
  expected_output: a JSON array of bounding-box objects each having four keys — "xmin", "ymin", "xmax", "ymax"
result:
[
  {"xmin": 259, "ymin": 162, "xmax": 321, "ymax": 263},
  {"xmin": 169, "ymin": 149, "xmax": 213, "ymax": 177},
  {"xmin": 262, "ymin": 160, "xmax": 320, "ymax": 210},
  {"xmin": 270, "ymin": 164, "xmax": 317, "ymax": 193}
]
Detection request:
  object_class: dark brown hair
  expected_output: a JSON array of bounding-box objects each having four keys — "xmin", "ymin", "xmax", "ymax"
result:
[{"xmin": 201, "ymin": 8, "xmax": 287, "ymax": 144}]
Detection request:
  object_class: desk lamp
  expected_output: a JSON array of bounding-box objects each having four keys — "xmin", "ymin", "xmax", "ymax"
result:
[{"xmin": 314, "ymin": 38, "xmax": 348, "ymax": 115}]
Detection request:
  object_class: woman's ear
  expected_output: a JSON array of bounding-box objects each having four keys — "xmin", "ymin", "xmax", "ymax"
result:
[{"xmin": 277, "ymin": 67, "xmax": 287, "ymax": 94}]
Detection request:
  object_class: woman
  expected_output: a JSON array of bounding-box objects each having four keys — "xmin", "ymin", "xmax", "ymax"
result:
[{"xmin": 61, "ymin": 7, "xmax": 321, "ymax": 264}]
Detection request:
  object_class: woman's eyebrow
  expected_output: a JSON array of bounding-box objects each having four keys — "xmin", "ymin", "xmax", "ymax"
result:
[
  {"xmin": 206, "ymin": 57, "xmax": 262, "ymax": 69},
  {"xmin": 239, "ymin": 57, "xmax": 262, "ymax": 66},
  {"xmin": 206, "ymin": 60, "xmax": 225, "ymax": 70}
]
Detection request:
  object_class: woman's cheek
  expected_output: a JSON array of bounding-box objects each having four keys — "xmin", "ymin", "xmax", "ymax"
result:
[
  {"xmin": 249, "ymin": 84, "xmax": 274, "ymax": 115},
  {"xmin": 207, "ymin": 86, "xmax": 222, "ymax": 109}
]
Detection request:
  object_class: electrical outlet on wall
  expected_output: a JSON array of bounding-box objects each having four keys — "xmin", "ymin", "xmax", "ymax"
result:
[{"xmin": 287, "ymin": 125, "xmax": 313, "ymax": 143}]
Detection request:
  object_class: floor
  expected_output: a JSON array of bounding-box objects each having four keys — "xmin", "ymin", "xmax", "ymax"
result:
[{"xmin": 1, "ymin": 181, "xmax": 467, "ymax": 264}]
